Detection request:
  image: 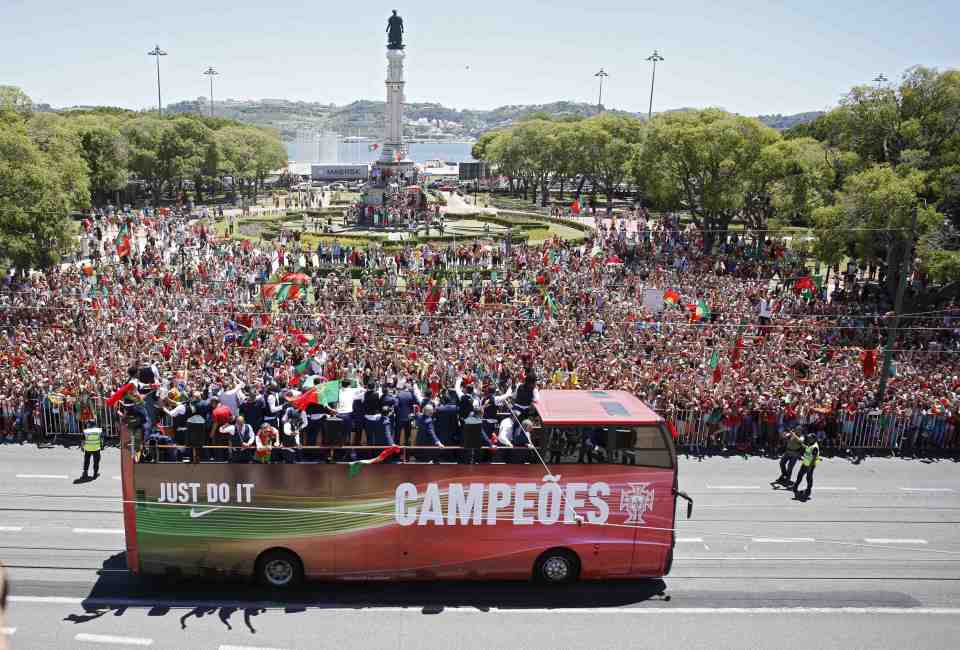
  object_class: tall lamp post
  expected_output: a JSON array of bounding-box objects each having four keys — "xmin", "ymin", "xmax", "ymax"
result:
[
  {"xmin": 594, "ymin": 68, "xmax": 609, "ymax": 112},
  {"xmin": 203, "ymin": 66, "xmax": 219, "ymax": 117},
  {"xmin": 646, "ymin": 50, "xmax": 665, "ymax": 120},
  {"xmin": 147, "ymin": 45, "xmax": 168, "ymax": 116}
]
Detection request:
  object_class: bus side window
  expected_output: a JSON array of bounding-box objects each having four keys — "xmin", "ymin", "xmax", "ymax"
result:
[{"xmin": 622, "ymin": 425, "xmax": 673, "ymax": 469}]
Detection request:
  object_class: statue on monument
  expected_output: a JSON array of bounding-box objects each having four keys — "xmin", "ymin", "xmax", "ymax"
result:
[{"xmin": 386, "ymin": 10, "xmax": 404, "ymax": 49}]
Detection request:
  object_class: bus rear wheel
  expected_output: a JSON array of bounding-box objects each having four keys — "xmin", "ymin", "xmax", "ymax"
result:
[
  {"xmin": 255, "ymin": 549, "xmax": 304, "ymax": 590},
  {"xmin": 534, "ymin": 549, "xmax": 580, "ymax": 585}
]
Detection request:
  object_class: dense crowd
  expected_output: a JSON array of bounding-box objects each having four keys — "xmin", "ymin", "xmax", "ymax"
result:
[{"xmin": 1, "ymin": 202, "xmax": 958, "ymax": 451}]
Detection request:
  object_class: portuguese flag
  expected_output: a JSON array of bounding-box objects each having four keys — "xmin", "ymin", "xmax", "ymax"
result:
[
  {"xmin": 708, "ymin": 350, "xmax": 722, "ymax": 383},
  {"xmin": 689, "ymin": 299, "xmax": 711, "ymax": 322},
  {"xmin": 105, "ymin": 382, "xmax": 136, "ymax": 407},
  {"xmin": 545, "ymin": 292, "xmax": 559, "ymax": 318},
  {"xmin": 794, "ymin": 276, "xmax": 815, "ymax": 300},
  {"xmin": 348, "ymin": 445, "xmax": 402, "ymax": 478},
  {"xmin": 115, "ymin": 224, "xmax": 131, "ymax": 258},
  {"xmin": 241, "ymin": 326, "xmax": 259, "ymax": 347},
  {"xmin": 663, "ymin": 289, "xmax": 680, "ymax": 306},
  {"xmin": 262, "ymin": 283, "xmax": 301, "ymax": 302}
]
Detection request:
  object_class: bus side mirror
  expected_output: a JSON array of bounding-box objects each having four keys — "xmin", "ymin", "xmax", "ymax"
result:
[{"xmin": 674, "ymin": 489, "xmax": 693, "ymax": 519}]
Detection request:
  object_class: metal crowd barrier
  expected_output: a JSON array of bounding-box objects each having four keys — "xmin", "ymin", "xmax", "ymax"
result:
[
  {"xmin": 38, "ymin": 396, "xmax": 121, "ymax": 445},
  {"xmin": 665, "ymin": 408, "xmax": 958, "ymax": 455}
]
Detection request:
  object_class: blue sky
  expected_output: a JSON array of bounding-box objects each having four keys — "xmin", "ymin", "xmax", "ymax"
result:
[{"xmin": 2, "ymin": 0, "xmax": 957, "ymax": 115}]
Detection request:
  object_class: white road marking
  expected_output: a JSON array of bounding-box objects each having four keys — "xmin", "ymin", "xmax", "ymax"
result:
[
  {"xmin": 705, "ymin": 485, "xmax": 762, "ymax": 490},
  {"xmin": 900, "ymin": 487, "xmax": 954, "ymax": 493},
  {"xmin": 1, "ymin": 627, "xmax": 15, "ymax": 636},
  {"xmin": 15, "ymin": 474, "xmax": 68, "ymax": 479},
  {"xmin": 219, "ymin": 645, "xmax": 292, "ymax": 650},
  {"xmin": 864, "ymin": 538, "xmax": 928, "ymax": 545},
  {"xmin": 0, "ymin": 526, "xmax": 23, "ymax": 532},
  {"xmin": 676, "ymin": 536, "xmax": 710, "ymax": 550},
  {"xmin": 72, "ymin": 528, "xmax": 124, "ymax": 535},
  {"xmin": 113, "ymin": 476, "xmax": 122, "ymax": 481},
  {"xmin": 7, "ymin": 597, "xmax": 960, "ymax": 615},
  {"xmin": 75, "ymin": 633, "xmax": 153, "ymax": 646},
  {"xmin": 751, "ymin": 537, "xmax": 816, "ymax": 543}
]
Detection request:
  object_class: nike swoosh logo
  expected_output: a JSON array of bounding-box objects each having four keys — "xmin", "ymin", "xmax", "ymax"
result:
[{"xmin": 189, "ymin": 507, "xmax": 222, "ymax": 519}]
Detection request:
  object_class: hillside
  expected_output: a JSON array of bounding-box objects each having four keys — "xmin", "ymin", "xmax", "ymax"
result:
[{"xmin": 130, "ymin": 97, "xmax": 824, "ymax": 140}]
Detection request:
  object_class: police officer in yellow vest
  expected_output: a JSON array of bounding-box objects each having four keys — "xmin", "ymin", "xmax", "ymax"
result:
[
  {"xmin": 81, "ymin": 427, "xmax": 103, "ymax": 480},
  {"xmin": 793, "ymin": 433, "xmax": 820, "ymax": 501}
]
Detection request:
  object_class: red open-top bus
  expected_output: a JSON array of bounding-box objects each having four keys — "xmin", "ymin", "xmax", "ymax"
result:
[{"xmin": 120, "ymin": 389, "xmax": 692, "ymax": 587}]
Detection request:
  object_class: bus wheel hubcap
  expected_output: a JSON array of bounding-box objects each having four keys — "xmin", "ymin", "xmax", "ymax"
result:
[
  {"xmin": 543, "ymin": 557, "xmax": 569, "ymax": 581},
  {"xmin": 265, "ymin": 560, "xmax": 292, "ymax": 585}
]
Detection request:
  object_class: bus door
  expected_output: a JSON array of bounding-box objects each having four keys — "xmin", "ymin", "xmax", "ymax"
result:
[{"xmin": 621, "ymin": 425, "xmax": 676, "ymax": 575}]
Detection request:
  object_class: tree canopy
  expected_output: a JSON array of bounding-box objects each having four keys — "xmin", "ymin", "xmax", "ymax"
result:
[{"xmin": 0, "ymin": 87, "xmax": 288, "ymax": 270}]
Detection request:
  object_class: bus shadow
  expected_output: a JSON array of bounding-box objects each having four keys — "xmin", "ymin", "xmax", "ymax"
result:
[{"xmin": 66, "ymin": 553, "xmax": 668, "ymax": 631}]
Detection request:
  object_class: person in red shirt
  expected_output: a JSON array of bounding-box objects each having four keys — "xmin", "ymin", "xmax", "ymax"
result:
[{"xmin": 209, "ymin": 397, "xmax": 233, "ymax": 461}]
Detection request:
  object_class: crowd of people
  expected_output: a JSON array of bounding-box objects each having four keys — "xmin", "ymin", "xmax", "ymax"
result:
[{"xmin": 1, "ymin": 200, "xmax": 958, "ymax": 456}]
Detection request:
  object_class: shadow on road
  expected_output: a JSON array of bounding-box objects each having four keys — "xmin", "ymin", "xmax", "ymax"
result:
[{"xmin": 63, "ymin": 552, "xmax": 669, "ymax": 630}]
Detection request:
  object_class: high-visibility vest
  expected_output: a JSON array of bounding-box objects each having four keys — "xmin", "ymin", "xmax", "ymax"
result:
[
  {"xmin": 83, "ymin": 428, "xmax": 103, "ymax": 452},
  {"xmin": 802, "ymin": 442, "xmax": 820, "ymax": 467}
]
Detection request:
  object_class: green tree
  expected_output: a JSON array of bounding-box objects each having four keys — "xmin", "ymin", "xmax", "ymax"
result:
[
  {"xmin": 122, "ymin": 115, "xmax": 167, "ymax": 206},
  {"xmin": 636, "ymin": 108, "xmax": 778, "ymax": 251},
  {"xmin": 580, "ymin": 113, "xmax": 645, "ymax": 209},
  {"xmin": 0, "ymin": 107, "xmax": 88, "ymax": 270},
  {"xmin": 812, "ymin": 164, "xmax": 943, "ymax": 295},
  {"xmin": 486, "ymin": 129, "xmax": 525, "ymax": 196},
  {"xmin": 471, "ymin": 130, "xmax": 501, "ymax": 161},
  {"xmin": 0, "ymin": 86, "xmax": 33, "ymax": 117},
  {"xmin": 741, "ymin": 137, "xmax": 834, "ymax": 235},
  {"xmin": 69, "ymin": 115, "xmax": 128, "ymax": 205}
]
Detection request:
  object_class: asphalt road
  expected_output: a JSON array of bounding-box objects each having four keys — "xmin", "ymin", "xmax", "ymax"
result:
[{"xmin": 2, "ymin": 445, "xmax": 959, "ymax": 649}]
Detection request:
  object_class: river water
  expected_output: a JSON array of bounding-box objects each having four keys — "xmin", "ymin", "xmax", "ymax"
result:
[{"xmin": 287, "ymin": 141, "xmax": 476, "ymax": 165}]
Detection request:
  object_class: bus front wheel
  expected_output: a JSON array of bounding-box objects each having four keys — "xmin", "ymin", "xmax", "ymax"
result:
[
  {"xmin": 255, "ymin": 549, "xmax": 304, "ymax": 590},
  {"xmin": 534, "ymin": 549, "xmax": 580, "ymax": 585}
]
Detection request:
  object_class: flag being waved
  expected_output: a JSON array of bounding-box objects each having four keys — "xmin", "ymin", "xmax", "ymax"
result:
[{"xmin": 348, "ymin": 446, "xmax": 402, "ymax": 478}]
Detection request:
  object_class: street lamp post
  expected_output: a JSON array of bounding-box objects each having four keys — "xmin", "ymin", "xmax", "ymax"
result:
[
  {"xmin": 203, "ymin": 66, "xmax": 219, "ymax": 117},
  {"xmin": 646, "ymin": 50, "xmax": 665, "ymax": 120},
  {"xmin": 147, "ymin": 45, "xmax": 168, "ymax": 116},
  {"xmin": 594, "ymin": 68, "xmax": 609, "ymax": 112}
]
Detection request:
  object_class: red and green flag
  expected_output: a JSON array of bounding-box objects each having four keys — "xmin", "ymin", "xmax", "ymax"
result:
[
  {"xmin": 795, "ymin": 276, "xmax": 816, "ymax": 300},
  {"xmin": 663, "ymin": 289, "xmax": 680, "ymax": 306},
  {"xmin": 348, "ymin": 445, "xmax": 402, "ymax": 478},
  {"xmin": 241, "ymin": 326, "xmax": 259, "ymax": 347},
  {"xmin": 696, "ymin": 300, "xmax": 711, "ymax": 321},
  {"xmin": 105, "ymin": 382, "xmax": 136, "ymax": 408},
  {"xmin": 545, "ymin": 292, "xmax": 559, "ymax": 318},
  {"xmin": 115, "ymin": 224, "xmax": 131, "ymax": 258},
  {"xmin": 262, "ymin": 283, "xmax": 301, "ymax": 302},
  {"xmin": 318, "ymin": 379, "xmax": 341, "ymax": 405}
]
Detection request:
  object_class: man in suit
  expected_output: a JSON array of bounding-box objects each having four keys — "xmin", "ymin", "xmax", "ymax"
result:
[
  {"xmin": 395, "ymin": 383, "xmax": 418, "ymax": 446},
  {"xmin": 435, "ymin": 394, "xmax": 460, "ymax": 447},
  {"xmin": 415, "ymin": 404, "xmax": 444, "ymax": 462}
]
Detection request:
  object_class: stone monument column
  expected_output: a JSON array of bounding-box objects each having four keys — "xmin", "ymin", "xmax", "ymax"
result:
[{"xmin": 380, "ymin": 48, "xmax": 409, "ymax": 164}]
